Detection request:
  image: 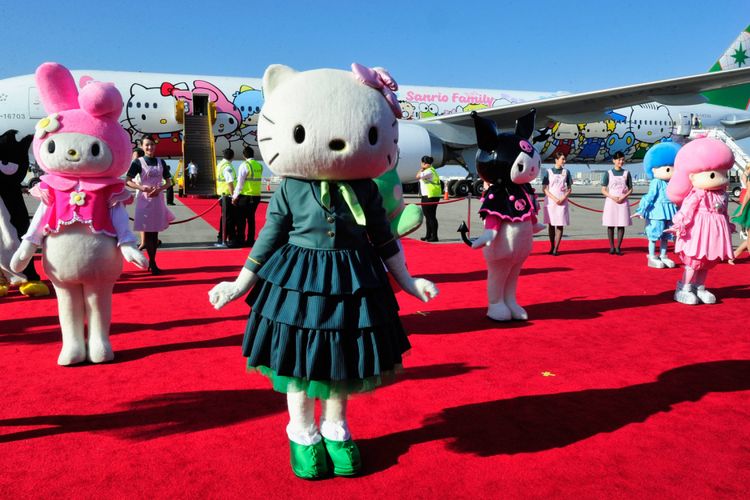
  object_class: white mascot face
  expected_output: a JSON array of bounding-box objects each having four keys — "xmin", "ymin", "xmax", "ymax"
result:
[{"xmin": 257, "ymin": 65, "xmax": 399, "ymax": 181}]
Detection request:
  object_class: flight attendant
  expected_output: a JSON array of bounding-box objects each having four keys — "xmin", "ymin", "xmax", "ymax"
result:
[
  {"xmin": 125, "ymin": 136, "xmax": 174, "ymax": 274},
  {"xmin": 601, "ymin": 151, "xmax": 633, "ymax": 255},
  {"xmin": 543, "ymin": 151, "xmax": 573, "ymax": 255}
]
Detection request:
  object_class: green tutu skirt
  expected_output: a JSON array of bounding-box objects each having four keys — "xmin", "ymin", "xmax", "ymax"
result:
[
  {"xmin": 242, "ymin": 244, "xmax": 410, "ymax": 399},
  {"xmin": 731, "ymin": 200, "xmax": 750, "ymax": 229}
]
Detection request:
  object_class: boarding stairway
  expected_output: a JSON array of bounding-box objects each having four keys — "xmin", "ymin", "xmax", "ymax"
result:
[
  {"xmin": 687, "ymin": 128, "xmax": 750, "ymax": 174},
  {"xmin": 176, "ymin": 99, "xmax": 218, "ymax": 197}
]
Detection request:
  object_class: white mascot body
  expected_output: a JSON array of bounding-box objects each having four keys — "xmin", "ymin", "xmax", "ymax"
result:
[{"xmin": 11, "ymin": 63, "xmax": 147, "ymax": 365}]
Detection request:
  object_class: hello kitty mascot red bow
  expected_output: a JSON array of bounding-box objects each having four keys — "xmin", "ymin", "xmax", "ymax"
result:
[{"xmin": 11, "ymin": 62, "xmax": 147, "ymax": 365}]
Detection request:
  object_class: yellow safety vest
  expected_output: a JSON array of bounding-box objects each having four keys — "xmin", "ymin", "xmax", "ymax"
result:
[
  {"xmin": 241, "ymin": 159, "xmax": 263, "ymax": 196},
  {"xmin": 215, "ymin": 159, "xmax": 236, "ymax": 196},
  {"xmin": 423, "ymin": 166, "xmax": 441, "ymax": 198}
]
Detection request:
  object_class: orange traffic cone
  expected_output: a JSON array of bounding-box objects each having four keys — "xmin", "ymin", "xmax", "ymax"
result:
[{"xmin": 443, "ymin": 189, "xmax": 449, "ymax": 200}]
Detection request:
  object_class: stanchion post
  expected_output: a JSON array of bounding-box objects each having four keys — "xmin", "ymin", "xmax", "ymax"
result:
[{"xmin": 467, "ymin": 193, "xmax": 472, "ymax": 238}]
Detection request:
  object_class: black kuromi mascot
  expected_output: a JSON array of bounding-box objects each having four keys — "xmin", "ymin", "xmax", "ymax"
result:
[
  {"xmin": 0, "ymin": 130, "xmax": 49, "ymax": 297},
  {"xmin": 468, "ymin": 110, "xmax": 540, "ymax": 321}
]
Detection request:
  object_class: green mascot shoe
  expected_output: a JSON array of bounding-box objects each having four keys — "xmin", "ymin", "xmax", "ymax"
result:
[
  {"xmin": 323, "ymin": 438, "xmax": 362, "ymax": 476},
  {"xmin": 289, "ymin": 440, "xmax": 329, "ymax": 480}
]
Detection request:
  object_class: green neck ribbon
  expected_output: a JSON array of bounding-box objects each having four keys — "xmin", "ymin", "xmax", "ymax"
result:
[{"xmin": 320, "ymin": 181, "xmax": 366, "ymax": 226}]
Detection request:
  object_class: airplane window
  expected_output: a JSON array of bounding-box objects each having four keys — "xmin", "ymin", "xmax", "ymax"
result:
[
  {"xmin": 136, "ymin": 102, "xmax": 141, "ymax": 108},
  {"xmin": 145, "ymin": 103, "xmax": 149, "ymax": 108},
  {"xmin": 128, "ymin": 102, "xmax": 133, "ymax": 108},
  {"xmin": 154, "ymin": 103, "xmax": 158, "ymax": 109},
  {"xmin": 241, "ymin": 106, "xmax": 245, "ymax": 111}
]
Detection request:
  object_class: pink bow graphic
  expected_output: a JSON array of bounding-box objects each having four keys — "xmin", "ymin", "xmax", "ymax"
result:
[{"xmin": 351, "ymin": 63, "xmax": 403, "ymax": 119}]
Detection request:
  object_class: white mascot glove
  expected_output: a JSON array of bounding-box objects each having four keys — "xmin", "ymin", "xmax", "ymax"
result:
[
  {"xmin": 10, "ymin": 240, "xmax": 38, "ymax": 273},
  {"xmin": 384, "ymin": 251, "xmax": 438, "ymax": 302},
  {"xmin": 209, "ymin": 267, "xmax": 258, "ymax": 310},
  {"xmin": 471, "ymin": 229, "xmax": 498, "ymax": 249},
  {"xmin": 120, "ymin": 243, "xmax": 148, "ymax": 269}
]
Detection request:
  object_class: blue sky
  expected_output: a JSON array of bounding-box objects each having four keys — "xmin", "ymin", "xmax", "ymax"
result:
[
  {"xmin": 2, "ymin": 0, "xmax": 749, "ymax": 92},
  {"xmin": 2, "ymin": 0, "xmax": 750, "ymax": 174}
]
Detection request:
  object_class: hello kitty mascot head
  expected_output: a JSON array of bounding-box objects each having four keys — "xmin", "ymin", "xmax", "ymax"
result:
[{"xmin": 11, "ymin": 62, "xmax": 147, "ymax": 365}]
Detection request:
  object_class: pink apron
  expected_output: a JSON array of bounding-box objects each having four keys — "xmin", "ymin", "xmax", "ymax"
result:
[
  {"xmin": 602, "ymin": 170, "xmax": 632, "ymax": 227},
  {"xmin": 543, "ymin": 168, "xmax": 570, "ymax": 226},
  {"xmin": 133, "ymin": 158, "xmax": 174, "ymax": 232}
]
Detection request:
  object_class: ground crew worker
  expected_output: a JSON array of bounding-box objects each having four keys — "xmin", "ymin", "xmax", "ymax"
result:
[
  {"xmin": 233, "ymin": 146, "xmax": 264, "ymax": 246},
  {"xmin": 215, "ymin": 148, "xmax": 237, "ymax": 247},
  {"xmin": 416, "ymin": 155, "xmax": 441, "ymax": 242}
]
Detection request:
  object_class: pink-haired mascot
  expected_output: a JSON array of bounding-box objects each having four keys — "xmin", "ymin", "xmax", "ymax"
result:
[
  {"xmin": 666, "ymin": 138, "xmax": 735, "ymax": 304},
  {"xmin": 11, "ymin": 62, "xmax": 147, "ymax": 364}
]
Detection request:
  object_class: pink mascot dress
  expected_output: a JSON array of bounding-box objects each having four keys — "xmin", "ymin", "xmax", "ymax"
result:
[{"xmin": 667, "ymin": 138, "xmax": 734, "ymax": 305}]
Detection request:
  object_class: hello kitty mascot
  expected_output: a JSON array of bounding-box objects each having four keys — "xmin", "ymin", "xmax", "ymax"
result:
[
  {"xmin": 209, "ymin": 63, "xmax": 438, "ymax": 479},
  {"xmin": 468, "ymin": 110, "xmax": 541, "ymax": 321},
  {"xmin": 666, "ymin": 137, "xmax": 734, "ymax": 305},
  {"xmin": 11, "ymin": 62, "xmax": 147, "ymax": 364}
]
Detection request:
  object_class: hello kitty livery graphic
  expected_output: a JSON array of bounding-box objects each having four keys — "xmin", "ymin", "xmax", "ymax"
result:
[
  {"xmin": 233, "ymin": 85, "xmax": 264, "ymax": 147},
  {"xmin": 126, "ymin": 82, "xmax": 185, "ymax": 156},
  {"xmin": 11, "ymin": 62, "xmax": 148, "ymax": 365}
]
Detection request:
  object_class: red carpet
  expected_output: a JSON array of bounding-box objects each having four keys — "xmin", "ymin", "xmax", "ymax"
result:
[{"xmin": 1, "ymin": 239, "xmax": 748, "ymax": 498}]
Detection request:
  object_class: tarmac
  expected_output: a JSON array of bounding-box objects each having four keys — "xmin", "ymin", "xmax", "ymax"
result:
[{"xmin": 20, "ymin": 185, "xmax": 745, "ymax": 251}]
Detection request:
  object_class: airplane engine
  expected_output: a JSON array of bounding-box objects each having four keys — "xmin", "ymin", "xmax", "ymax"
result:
[{"xmin": 395, "ymin": 123, "xmax": 445, "ymax": 183}]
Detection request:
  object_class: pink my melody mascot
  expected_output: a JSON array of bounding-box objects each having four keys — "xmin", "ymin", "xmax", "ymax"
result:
[
  {"xmin": 11, "ymin": 62, "xmax": 147, "ymax": 365},
  {"xmin": 209, "ymin": 63, "xmax": 439, "ymax": 479},
  {"xmin": 469, "ymin": 110, "xmax": 541, "ymax": 321},
  {"xmin": 666, "ymin": 137, "xmax": 734, "ymax": 305}
]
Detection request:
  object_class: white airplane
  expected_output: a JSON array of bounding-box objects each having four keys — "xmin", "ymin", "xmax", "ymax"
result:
[{"xmin": 0, "ymin": 25, "xmax": 749, "ymax": 195}]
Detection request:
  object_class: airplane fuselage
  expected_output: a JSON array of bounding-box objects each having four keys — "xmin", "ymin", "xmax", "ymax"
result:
[{"xmin": 1, "ymin": 70, "xmax": 749, "ymax": 183}]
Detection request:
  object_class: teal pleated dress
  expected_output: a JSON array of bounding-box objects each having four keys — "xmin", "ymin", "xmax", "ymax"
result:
[{"xmin": 241, "ymin": 178, "xmax": 410, "ymax": 399}]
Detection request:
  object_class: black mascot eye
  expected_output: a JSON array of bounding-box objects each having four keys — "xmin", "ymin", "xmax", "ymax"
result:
[
  {"xmin": 47, "ymin": 140, "xmax": 55, "ymax": 154},
  {"xmin": 294, "ymin": 125, "xmax": 305, "ymax": 144},
  {"xmin": 710, "ymin": 172, "xmax": 716, "ymax": 179},
  {"xmin": 229, "ymin": 117, "xmax": 235, "ymax": 125},
  {"xmin": 517, "ymin": 162, "xmax": 524, "ymax": 172},
  {"xmin": 91, "ymin": 143, "xmax": 100, "ymax": 156},
  {"xmin": 368, "ymin": 126, "xmax": 378, "ymax": 145}
]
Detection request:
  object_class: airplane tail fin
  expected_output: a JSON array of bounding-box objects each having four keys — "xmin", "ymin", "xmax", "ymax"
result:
[{"xmin": 702, "ymin": 25, "xmax": 750, "ymax": 110}]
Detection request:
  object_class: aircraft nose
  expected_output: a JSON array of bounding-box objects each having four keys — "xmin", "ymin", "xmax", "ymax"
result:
[{"xmin": 329, "ymin": 139, "xmax": 345, "ymax": 151}]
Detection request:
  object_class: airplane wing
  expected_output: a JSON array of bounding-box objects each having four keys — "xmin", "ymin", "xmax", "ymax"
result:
[{"xmin": 418, "ymin": 66, "xmax": 750, "ymax": 133}]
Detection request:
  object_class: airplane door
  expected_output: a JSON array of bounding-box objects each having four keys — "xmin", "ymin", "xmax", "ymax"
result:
[
  {"xmin": 28, "ymin": 87, "xmax": 45, "ymax": 119},
  {"xmin": 193, "ymin": 93, "xmax": 209, "ymax": 116},
  {"xmin": 675, "ymin": 113, "xmax": 692, "ymax": 136}
]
